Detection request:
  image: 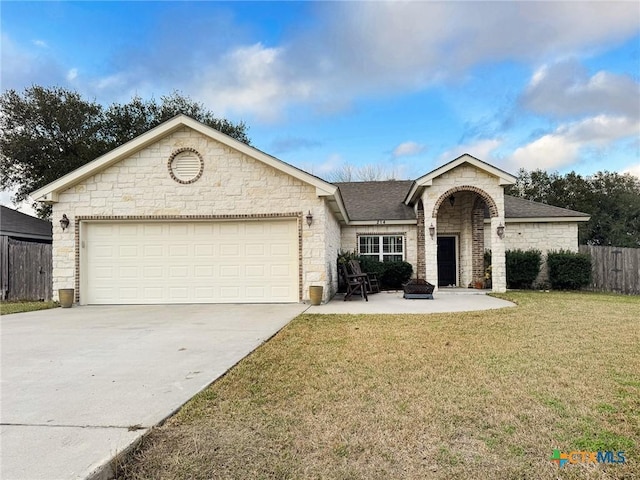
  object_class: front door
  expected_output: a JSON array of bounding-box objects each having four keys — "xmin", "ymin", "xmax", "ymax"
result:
[{"xmin": 437, "ymin": 236, "xmax": 457, "ymax": 286}]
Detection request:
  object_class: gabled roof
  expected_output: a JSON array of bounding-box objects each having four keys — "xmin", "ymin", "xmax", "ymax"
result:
[
  {"xmin": 0, "ymin": 206, "xmax": 52, "ymax": 241},
  {"xmin": 30, "ymin": 115, "xmax": 348, "ymax": 221},
  {"xmin": 404, "ymin": 154, "xmax": 517, "ymax": 204},
  {"xmin": 499, "ymin": 195, "xmax": 590, "ymax": 221},
  {"xmin": 334, "ymin": 182, "xmax": 589, "ymax": 223},
  {"xmin": 336, "ymin": 181, "xmax": 415, "ymax": 221}
]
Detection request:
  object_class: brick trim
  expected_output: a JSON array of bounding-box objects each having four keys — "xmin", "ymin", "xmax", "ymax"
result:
[
  {"xmin": 416, "ymin": 200, "xmax": 426, "ymax": 280},
  {"xmin": 74, "ymin": 213, "xmax": 304, "ymax": 303},
  {"xmin": 432, "ymin": 185, "xmax": 499, "ymax": 217}
]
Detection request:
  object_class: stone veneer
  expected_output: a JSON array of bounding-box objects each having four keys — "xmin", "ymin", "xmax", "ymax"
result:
[
  {"xmin": 421, "ymin": 164, "xmax": 507, "ymax": 292},
  {"xmin": 51, "ymin": 126, "xmax": 337, "ymax": 303},
  {"xmin": 340, "ymin": 224, "xmax": 418, "ymax": 270},
  {"xmin": 487, "ymin": 221, "xmax": 579, "ymax": 284}
]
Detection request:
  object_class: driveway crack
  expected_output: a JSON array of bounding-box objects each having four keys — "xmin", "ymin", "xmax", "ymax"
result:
[{"xmin": 0, "ymin": 422, "xmax": 148, "ymax": 430}]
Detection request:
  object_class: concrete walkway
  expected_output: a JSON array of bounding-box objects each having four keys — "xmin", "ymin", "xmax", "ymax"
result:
[
  {"xmin": 306, "ymin": 289, "xmax": 515, "ymax": 314},
  {"xmin": 0, "ymin": 304, "xmax": 307, "ymax": 480}
]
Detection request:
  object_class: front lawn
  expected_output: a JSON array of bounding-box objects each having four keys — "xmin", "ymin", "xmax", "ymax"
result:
[
  {"xmin": 117, "ymin": 292, "xmax": 639, "ymax": 479},
  {"xmin": 0, "ymin": 301, "xmax": 58, "ymax": 315}
]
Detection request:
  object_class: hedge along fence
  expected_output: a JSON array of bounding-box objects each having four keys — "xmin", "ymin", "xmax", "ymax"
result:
[{"xmin": 547, "ymin": 250, "xmax": 592, "ymax": 290}]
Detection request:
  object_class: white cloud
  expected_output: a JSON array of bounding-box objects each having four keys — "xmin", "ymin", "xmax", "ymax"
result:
[
  {"xmin": 32, "ymin": 39, "xmax": 48, "ymax": 48},
  {"xmin": 392, "ymin": 141, "xmax": 426, "ymax": 158},
  {"xmin": 66, "ymin": 68, "xmax": 78, "ymax": 81},
  {"xmin": 192, "ymin": 43, "xmax": 314, "ymax": 121},
  {"xmin": 622, "ymin": 164, "xmax": 640, "ymax": 179},
  {"xmin": 0, "ymin": 34, "xmax": 67, "ymax": 90},
  {"xmin": 522, "ymin": 60, "xmax": 640, "ymax": 118},
  {"xmin": 0, "ymin": 191, "xmax": 38, "ymax": 217},
  {"xmin": 508, "ymin": 115, "xmax": 640, "ymax": 170},
  {"xmin": 56, "ymin": 2, "xmax": 638, "ymax": 121}
]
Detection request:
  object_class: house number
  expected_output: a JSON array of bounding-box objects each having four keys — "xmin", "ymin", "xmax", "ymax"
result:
[{"xmin": 377, "ymin": 220, "xmax": 386, "ymax": 224}]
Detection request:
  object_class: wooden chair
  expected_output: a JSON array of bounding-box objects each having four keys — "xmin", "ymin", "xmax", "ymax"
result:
[
  {"xmin": 340, "ymin": 262, "xmax": 368, "ymax": 301},
  {"xmin": 349, "ymin": 260, "xmax": 380, "ymax": 294}
]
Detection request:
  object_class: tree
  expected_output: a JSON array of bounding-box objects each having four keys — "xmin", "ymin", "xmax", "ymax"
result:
[
  {"xmin": 0, "ymin": 86, "xmax": 106, "ymax": 218},
  {"xmin": 328, "ymin": 163, "xmax": 400, "ymax": 182},
  {"xmin": 0, "ymin": 86, "xmax": 250, "ymax": 218},
  {"xmin": 506, "ymin": 169, "xmax": 640, "ymax": 247}
]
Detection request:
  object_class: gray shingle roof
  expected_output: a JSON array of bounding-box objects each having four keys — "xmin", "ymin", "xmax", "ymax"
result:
[
  {"xmin": 335, "ymin": 181, "xmax": 416, "ymax": 221},
  {"xmin": 502, "ymin": 195, "xmax": 590, "ymax": 219},
  {"xmin": 0, "ymin": 206, "xmax": 52, "ymax": 241},
  {"xmin": 335, "ymin": 181, "xmax": 589, "ymax": 221}
]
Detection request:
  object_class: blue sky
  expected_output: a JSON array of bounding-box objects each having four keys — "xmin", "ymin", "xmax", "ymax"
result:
[{"xmin": 2, "ymin": 1, "xmax": 639, "ymax": 209}]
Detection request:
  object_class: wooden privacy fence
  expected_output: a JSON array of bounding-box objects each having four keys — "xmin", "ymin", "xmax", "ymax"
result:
[
  {"xmin": 0, "ymin": 237, "xmax": 52, "ymax": 301},
  {"xmin": 579, "ymin": 245, "xmax": 640, "ymax": 295}
]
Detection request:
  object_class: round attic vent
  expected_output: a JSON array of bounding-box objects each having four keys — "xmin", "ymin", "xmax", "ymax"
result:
[{"xmin": 168, "ymin": 148, "xmax": 204, "ymax": 184}]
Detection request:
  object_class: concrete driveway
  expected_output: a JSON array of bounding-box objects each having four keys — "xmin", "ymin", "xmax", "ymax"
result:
[{"xmin": 0, "ymin": 304, "xmax": 307, "ymax": 480}]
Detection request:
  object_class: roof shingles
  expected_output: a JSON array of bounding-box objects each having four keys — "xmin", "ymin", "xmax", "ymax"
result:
[{"xmin": 334, "ymin": 181, "xmax": 589, "ymax": 221}]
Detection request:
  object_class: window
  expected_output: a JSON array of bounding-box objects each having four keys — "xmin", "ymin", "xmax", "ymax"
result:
[{"xmin": 358, "ymin": 235, "xmax": 404, "ymax": 262}]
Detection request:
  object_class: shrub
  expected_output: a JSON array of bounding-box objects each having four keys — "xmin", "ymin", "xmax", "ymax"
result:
[
  {"xmin": 547, "ymin": 250, "xmax": 592, "ymax": 290},
  {"xmin": 506, "ymin": 249, "xmax": 542, "ymax": 289},
  {"xmin": 336, "ymin": 251, "xmax": 413, "ymax": 290},
  {"xmin": 378, "ymin": 261, "xmax": 413, "ymax": 289}
]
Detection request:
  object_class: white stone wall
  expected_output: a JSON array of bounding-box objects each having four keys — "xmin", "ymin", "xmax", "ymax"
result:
[
  {"xmin": 486, "ymin": 221, "xmax": 580, "ymax": 284},
  {"xmin": 51, "ymin": 126, "xmax": 332, "ymax": 302},
  {"xmin": 322, "ymin": 203, "xmax": 342, "ymax": 302},
  {"xmin": 340, "ymin": 224, "xmax": 418, "ymax": 271}
]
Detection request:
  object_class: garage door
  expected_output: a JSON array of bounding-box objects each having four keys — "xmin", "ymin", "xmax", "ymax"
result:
[{"xmin": 83, "ymin": 220, "xmax": 299, "ymax": 304}]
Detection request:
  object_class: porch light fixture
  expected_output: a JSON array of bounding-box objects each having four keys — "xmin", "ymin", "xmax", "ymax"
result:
[
  {"xmin": 497, "ymin": 223, "xmax": 505, "ymax": 238},
  {"xmin": 59, "ymin": 214, "xmax": 70, "ymax": 231},
  {"xmin": 449, "ymin": 195, "xmax": 455, "ymax": 207},
  {"xmin": 306, "ymin": 210, "xmax": 313, "ymax": 227},
  {"xmin": 429, "ymin": 223, "xmax": 435, "ymax": 238}
]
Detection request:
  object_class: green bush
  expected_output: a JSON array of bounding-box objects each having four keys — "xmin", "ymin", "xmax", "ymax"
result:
[
  {"xmin": 547, "ymin": 250, "xmax": 592, "ymax": 290},
  {"xmin": 379, "ymin": 261, "xmax": 413, "ymax": 289},
  {"xmin": 506, "ymin": 249, "xmax": 542, "ymax": 289},
  {"xmin": 338, "ymin": 252, "xmax": 413, "ymax": 291}
]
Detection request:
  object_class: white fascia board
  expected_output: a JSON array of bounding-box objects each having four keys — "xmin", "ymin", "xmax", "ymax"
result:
[
  {"xmin": 317, "ymin": 186, "xmax": 350, "ymax": 224},
  {"xmin": 404, "ymin": 154, "xmax": 517, "ymax": 205},
  {"xmin": 484, "ymin": 217, "xmax": 591, "ymax": 223},
  {"xmin": 348, "ymin": 220, "xmax": 417, "ymax": 226}
]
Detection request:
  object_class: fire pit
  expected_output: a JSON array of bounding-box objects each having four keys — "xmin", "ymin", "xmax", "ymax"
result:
[{"xmin": 403, "ymin": 279, "xmax": 435, "ymax": 299}]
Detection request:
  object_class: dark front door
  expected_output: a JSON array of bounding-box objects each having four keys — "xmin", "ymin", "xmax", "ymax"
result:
[{"xmin": 437, "ymin": 236, "xmax": 457, "ymax": 286}]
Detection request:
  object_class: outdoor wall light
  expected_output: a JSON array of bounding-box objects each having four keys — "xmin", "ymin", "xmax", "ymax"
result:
[
  {"xmin": 497, "ymin": 223, "xmax": 505, "ymax": 238},
  {"xmin": 449, "ymin": 195, "xmax": 455, "ymax": 207},
  {"xmin": 429, "ymin": 223, "xmax": 436, "ymax": 238},
  {"xmin": 306, "ymin": 210, "xmax": 313, "ymax": 227},
  {"xmin": 59, "ymin": 214, "xmax": 70, "ymax": 231}
]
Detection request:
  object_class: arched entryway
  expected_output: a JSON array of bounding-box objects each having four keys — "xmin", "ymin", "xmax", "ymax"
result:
[{"xmin": 431, "ymin": 186, "xmax": 498, "ymax": 288}]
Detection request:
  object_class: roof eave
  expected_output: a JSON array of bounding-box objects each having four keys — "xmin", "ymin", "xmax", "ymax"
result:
[{"xmin": 485, "ymin": 216, "xmax": 591, "ymax": 223}]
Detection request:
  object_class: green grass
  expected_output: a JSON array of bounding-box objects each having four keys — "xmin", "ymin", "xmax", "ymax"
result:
[
  {"xmin": 0, "ymin": 300, "xmax": 58, "ymax": 315},
  {"xmin": 116, "ymin": 291, "xmax": 639, "ymax": 480}
]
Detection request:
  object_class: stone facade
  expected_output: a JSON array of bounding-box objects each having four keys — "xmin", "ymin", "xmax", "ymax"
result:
[
  {"xmin": 419, "ymin": 164, "xmax": 507, "ymax": 292},
  {"xmin": 487, "ymin": 221, "xmax": 580, "ymax": 284},
  {"xmin": 51, "ymin": 126, "xmax": 337, "ymax": 303},
  {"xmin": 340, "ymin": 224, "xmax": 418, "ymax": 268},
  {"xmin": 42, "ymin": 126, "xmax": 585, "ymax": 304}
]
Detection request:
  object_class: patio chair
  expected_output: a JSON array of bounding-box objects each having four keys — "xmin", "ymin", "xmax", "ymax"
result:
[
  {"xmin": 349, "ymin": 259, "xmax": 380, "ymax": 294},
  {"xmin": 340, "ymin": 262, "xmax": 368, "ymax": 301}
]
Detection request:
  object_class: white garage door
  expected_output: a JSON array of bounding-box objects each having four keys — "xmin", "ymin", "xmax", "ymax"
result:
[{"xmin": 83, "ymin": 220, "xmax": 299, "ymax": 304}]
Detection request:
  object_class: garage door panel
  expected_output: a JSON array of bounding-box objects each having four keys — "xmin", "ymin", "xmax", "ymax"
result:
[{"xmin": 85, "ymin": 220, "xmax": 298, "ymax": 304}]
